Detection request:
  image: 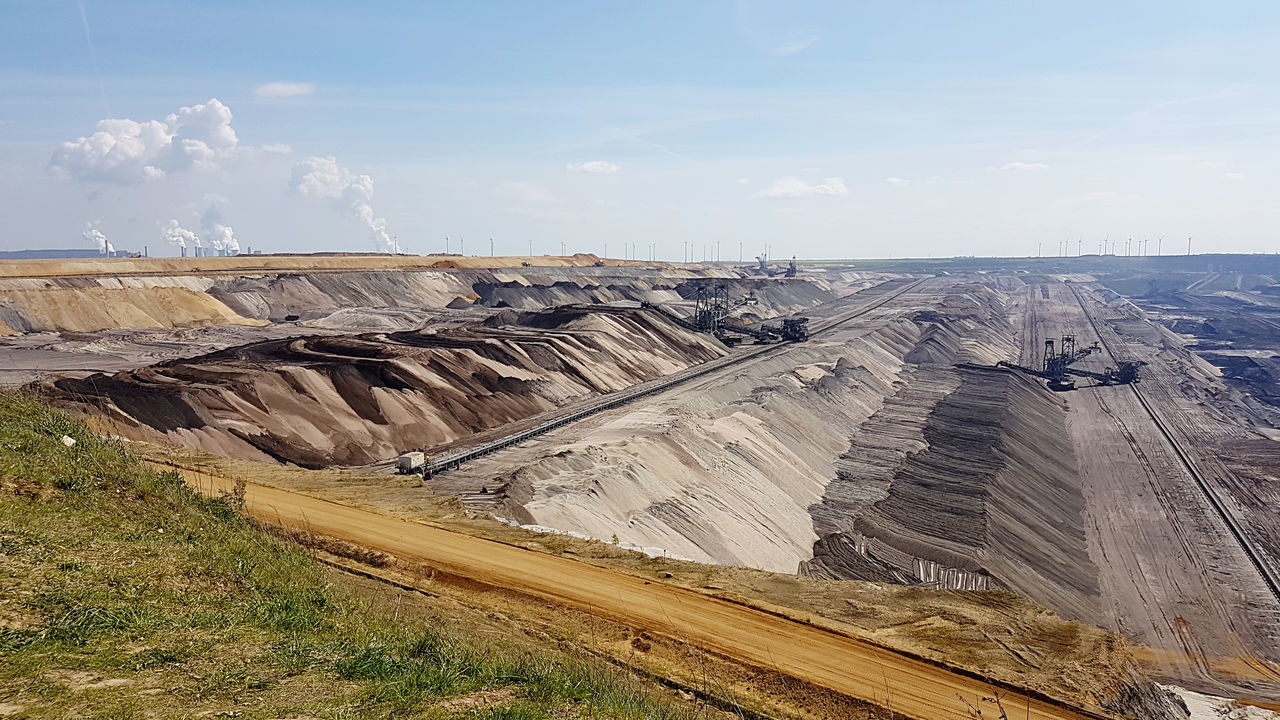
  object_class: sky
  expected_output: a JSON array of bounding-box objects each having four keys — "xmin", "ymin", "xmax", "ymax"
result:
[{"xmin": 2, "ymin": 1, "xmax": 1280, "ymax": 259}]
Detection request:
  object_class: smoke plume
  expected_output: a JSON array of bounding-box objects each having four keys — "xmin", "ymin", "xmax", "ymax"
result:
[
  {"xmin": 83, "ymin": 221, "xmax": 113, "ymax": 255},
  {"xmin": 161, "ymin": 219, "xmax": 197, "ymax": 249},
  {"xmin": 201, "ymin": 200, "xmax": 240, "ymax": 254},
  {"xmin": 290, "ymin": 155, "xmax": 397, "ymax": 253}
]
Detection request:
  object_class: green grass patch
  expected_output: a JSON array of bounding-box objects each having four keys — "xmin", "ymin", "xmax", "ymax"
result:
[{"xmin": 0, "ymin": 391, "xmax": 701, "ymax": 718}]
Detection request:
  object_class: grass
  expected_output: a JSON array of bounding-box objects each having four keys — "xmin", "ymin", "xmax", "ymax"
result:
[{"xmin": 0, "ymin": 391, "xmax": 703, "ymax": 719}]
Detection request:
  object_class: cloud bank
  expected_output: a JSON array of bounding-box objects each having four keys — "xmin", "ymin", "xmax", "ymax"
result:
[{"xmin": 50, "ymin": 99, "xmax": 239, "ymax": 184}]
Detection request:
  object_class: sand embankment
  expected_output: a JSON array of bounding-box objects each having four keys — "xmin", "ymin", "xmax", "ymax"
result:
[
  {"xmin": 0, "ymin": 253, "xmax": 668, "ymax": 278},
  {"xmin": 0, "ymin": 260, "xmax": 816, "ymax": 334}
]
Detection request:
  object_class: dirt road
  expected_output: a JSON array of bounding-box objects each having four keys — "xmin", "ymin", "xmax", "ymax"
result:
[{"xmin": 167, "ymin": 464, "xmax": 1106, "ymax": 720}]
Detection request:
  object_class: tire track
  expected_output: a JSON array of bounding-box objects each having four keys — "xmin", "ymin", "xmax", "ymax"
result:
[{"xmin": 1067, "ymin": 283, "xmax": 1280, "ymax": 610}]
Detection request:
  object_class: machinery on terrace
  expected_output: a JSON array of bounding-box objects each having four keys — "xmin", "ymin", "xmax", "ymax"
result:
[
  {"xmin": 693, "ymin": 284, "xmax": 758, "ymax": 334},
  {"xmin": 779, "ymin": 317, "xmax": 809, "ymax": 341},
  {"xmin": 992, "ymin": 333, "xmax": 1144, "ymax": 391},
  {"xmin": 641, "ymin": 283, "xmax": 811, "ymax": 345}
]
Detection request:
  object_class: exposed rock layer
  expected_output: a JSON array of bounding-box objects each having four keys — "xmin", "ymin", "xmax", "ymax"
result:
[{"xmin": 46, "ymin": 308, "xmax": 727, "ymax": 468}]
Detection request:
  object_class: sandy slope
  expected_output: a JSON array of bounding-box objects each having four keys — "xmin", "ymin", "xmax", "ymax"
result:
[
  {"xmin": 48, "ymin": 309, "xmax": 728, "ymax": 467},
  {"xmin": 0, "ymin": 253, "xmax": 661, "ymax": 278},
  {"xmin": 170, "ymin": 463, "xmax": 1108, "ymax": 720}
]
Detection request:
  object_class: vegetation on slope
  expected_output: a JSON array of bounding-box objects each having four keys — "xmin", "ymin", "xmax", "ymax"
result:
[{"xmin": 0, "ymin": 391, "xmax": 701, "ymax": 719}]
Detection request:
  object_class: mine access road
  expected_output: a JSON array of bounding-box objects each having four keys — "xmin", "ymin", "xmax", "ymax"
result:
[{"xmin": 168, "ymin": 462, "xmax": 1108, "ymax": 720}]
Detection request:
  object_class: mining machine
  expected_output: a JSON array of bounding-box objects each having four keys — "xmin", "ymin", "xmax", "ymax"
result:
[
  {"xmin": 992, "ymin": 334, "xmax": 1143, "ymax": 390},
  {"xmin": 642, "ymin": 284, "xmax": 811, "ymax": 345}
]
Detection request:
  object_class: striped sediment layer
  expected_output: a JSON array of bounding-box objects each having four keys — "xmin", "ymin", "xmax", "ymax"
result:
[
  {"xmin": 804, "ymin": 365, "xmax": 1102, "ymax": 622},
  {"xmin": 455, "ymin": 281, "xmax": 1042, "ymax": 575},
  {"xmin": 43, "ymin": 308, "xmax": 727, "ymax": 468},
  {"xmin": 0, "ymin": 267, "xmax": 833, "ymax": 333}
]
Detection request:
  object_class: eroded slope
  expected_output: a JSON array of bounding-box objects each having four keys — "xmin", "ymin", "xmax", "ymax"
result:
[{"xmin": 45, "ymin": 308, "xmax": 727, "ymax": 467}]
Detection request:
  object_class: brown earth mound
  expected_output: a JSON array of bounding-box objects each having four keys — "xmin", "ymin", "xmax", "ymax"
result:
[{"xmin": 43, "ymin": 308, "xmax": 726, "ymax": 467}]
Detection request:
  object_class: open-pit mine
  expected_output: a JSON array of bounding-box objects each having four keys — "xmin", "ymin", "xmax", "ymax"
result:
[{"xmin": 6, "ymin": 251, "xmax": 1280, "ymax": 719}]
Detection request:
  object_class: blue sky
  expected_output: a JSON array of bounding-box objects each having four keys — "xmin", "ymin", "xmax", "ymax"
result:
[{"xmin": 2, "ymin": 1, "xmax": 1279, "ymax": 258}]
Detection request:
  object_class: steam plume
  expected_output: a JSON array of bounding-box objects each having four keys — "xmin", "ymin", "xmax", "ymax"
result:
[
  {"xmin": 290, "ymin": 156, "xmax": 398, "ymax": 253},
  {"xmin": 161, "ymin": 219, "xmax": 197, "ymax": 249},
  {"xmin": 83, "ymin": 221, "xmax": 113, "ymax": 255},
  {"xmin": 200, "ymin": 199, "xmax": 239, "ymax": 254}
]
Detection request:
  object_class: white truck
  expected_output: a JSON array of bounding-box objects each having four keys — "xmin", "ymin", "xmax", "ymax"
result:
[{"xmin": 396, "ymin": 451, "xmax": 426, "ymax": 474}]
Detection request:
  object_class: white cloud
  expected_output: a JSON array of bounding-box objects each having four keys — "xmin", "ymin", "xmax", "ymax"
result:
[
  {"xmin": 754, "ymin": 176, "xmax": 849, "ymax": 199},
  {"xmin": 884, "ymin": 177, "xmax": 909, "ymax": 185},
  {"xmin": 998, "ymin": 162, "xmax": 1050, "ymax": 171},
  {"xmin": 1198, "ymin": 160, "xmax": 1229, "ymax": 169},
  {"xmin": 1222, "ymin": 171, "xmax": 1248, "ymax": 182},
  {"xmin": 291, "ymin": 156, "xmax": 396, "ymax": 252},
  {"xmin": 260, "ymin": 143, "xmax": 294, "ymax": 154},
  {"xmin": 50, "ymin": 98, "xmax": 238, "ymax": 184},
  {"xmin": 736, "ymin": 177, "xmax": 750, "ymax": 185},
  {"xmin": 772, "ymin": 29, "xmax": 822, "ymax": 56},
  {"xmin": 567, "ymin": 160, "xmax": 619, "ymax": 174},
  {"xmin": 255, "ymin": 82, "xmax": 315, "ymax": 98}
]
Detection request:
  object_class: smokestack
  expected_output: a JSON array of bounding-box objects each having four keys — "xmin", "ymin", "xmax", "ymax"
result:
[{"xmin": 181, "ymin": 246, "xmax": 187, "ymax": 257}]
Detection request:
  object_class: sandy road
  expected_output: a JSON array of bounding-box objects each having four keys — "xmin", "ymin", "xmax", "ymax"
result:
[{"xmin": 164, "ymin": 463, "xmax": 1106, "ymax": 720}]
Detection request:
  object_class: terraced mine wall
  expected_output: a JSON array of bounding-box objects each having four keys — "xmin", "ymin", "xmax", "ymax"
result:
[
  {"xmin": 44, "ymin": 308, "xmax": 729, "ymax": 467},
  {"xmin": 804, "ymin": 365, "xmax": 1101, "ymax": 621},
  {"xmin": 450, "ymin": 281, "xmax": 1098, "ymax": 608},
  {"xmin": 0, "ymin": 265, "xmax": 835, "ymax": 333}
]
